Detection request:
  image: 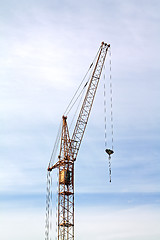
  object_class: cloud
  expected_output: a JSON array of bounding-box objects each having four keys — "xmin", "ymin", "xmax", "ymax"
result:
[
  {"xmin": 0, "ymin": 3, "xmax": 160, "ymax": 240},
  {"xmin": 0, "ymin": 209, "xmax": 44, "ymax": 240},
  {"xmin": 75, "ymin": 204, "xmax": 160, "ymax": 240},
  {"xmin": 1, "ymin": 193, "xmax": 159, "ymax": 240}
]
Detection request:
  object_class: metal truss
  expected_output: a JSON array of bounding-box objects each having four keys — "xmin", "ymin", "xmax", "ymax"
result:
[{"xmin": 71, "ymin": 42, "xmax": 110, "ymax": 160}]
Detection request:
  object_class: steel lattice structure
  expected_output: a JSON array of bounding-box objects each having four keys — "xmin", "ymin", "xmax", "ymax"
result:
[{"xmin": 48, "ymin": 42, "xmax": 110, "ymax": 240}]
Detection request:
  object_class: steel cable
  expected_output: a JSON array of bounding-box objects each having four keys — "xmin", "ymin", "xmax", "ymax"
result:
[
  {"xmin": 103, "ymin": 48, "xmax": 114, "ymax": 183},
  {"xmin": 63, "ymin": 46, "xmax": 101, "ymax": 116}
]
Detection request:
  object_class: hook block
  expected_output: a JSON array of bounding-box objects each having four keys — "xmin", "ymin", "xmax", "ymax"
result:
[{"xmin": 105, "ymin": 149, "xmax": 114, "ymax": 155}]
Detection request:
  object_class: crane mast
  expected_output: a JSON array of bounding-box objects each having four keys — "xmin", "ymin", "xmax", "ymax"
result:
[{"xmin": 48, "ymin": 42, "xmax": 110, "ymax": 240}]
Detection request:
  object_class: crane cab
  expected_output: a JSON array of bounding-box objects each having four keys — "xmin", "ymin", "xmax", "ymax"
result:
[{"xmin": 60, "ymin": 169, "xmax": 71, "ymax": 185}]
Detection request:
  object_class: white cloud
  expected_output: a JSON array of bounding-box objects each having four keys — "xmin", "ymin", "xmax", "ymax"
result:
[
  {"xmin": 0, "ymin": 1, "xmax": 160, "ymax": 239},
  {"xmin": 0, "ymin": 209, "xmax": 44, "ymax": 240},
  {"xmin": 75, "ymin": 205, "xmax": 160, "ymax": 240},
  {"xmin": 0, "ymin": 0, "xmax": 160, "ymax": 213},
  {"xmin": 1, "ymin": 202, "xmax": 159, "ymax": 240}
]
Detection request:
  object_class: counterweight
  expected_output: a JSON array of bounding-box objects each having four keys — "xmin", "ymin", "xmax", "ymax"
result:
[{"xmin": 48, "ymin": 42, "xmax": 110, "ymax": 240}]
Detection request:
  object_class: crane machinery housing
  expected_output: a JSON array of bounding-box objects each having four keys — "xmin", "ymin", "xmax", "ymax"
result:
[{"xmin": 46, "ymin": 42, "xmax": 111, "ymax": 240}]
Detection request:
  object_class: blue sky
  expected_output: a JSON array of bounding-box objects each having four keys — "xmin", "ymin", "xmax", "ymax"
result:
[{"xmin": 0, "ymin": 0, "xmax": 160, "ymax": 239}]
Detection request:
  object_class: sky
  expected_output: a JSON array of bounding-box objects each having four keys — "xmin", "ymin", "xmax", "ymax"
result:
[{"xmin": 0, "ymin": 0, "xmax": 160, "ymax": 239}]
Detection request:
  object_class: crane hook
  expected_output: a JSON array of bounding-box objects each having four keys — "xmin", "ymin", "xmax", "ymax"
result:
[
  {"xmin": 105, "ymin": 149, "xmax": 114, "ymax": 183},
  {"xmin": 105, "ymin": 149, "xmax": 114, "ymax": 156}
]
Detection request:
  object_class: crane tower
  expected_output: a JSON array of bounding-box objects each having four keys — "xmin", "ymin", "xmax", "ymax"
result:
[{"xmin": 47, "ymin": 42, "xmax": 110, "ymax": 240}]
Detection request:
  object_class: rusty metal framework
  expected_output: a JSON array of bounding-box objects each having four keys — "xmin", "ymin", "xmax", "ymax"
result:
[
  {"xmin": 58, "ymin": 116, "xmax": 74, "ymax": 240},
  {"xmin": 48, "ymin": 42, "xmax": 110, "ymax": 240},
  {"xmin": 71, "ymin": 42, "xmax": 110, "ymax": 160}
]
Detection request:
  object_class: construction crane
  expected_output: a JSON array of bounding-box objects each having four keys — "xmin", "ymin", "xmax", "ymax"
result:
[{"xmin": 47, "ymin": 42, "xmax": 111, "ymax": 240}]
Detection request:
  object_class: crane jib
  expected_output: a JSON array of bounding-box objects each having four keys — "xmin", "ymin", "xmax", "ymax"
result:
[{"xmin": 71, "ymin": 42, "xmax": 110, "ymax": 160}]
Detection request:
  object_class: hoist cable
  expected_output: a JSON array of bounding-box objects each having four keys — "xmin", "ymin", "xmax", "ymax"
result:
[
  {"xmin": 65, "ymin": 80, "xmax": 89, "ymax": 116},
  {"xmin": 109, "ymin": 48, "xmax": 114, "ymax": 182},
  {"xmin": 50, "ymin": 174, "xmax": 53, "ymax": 240},
  {"xmin": 63, "ymin": 67, "xmax": 91, "ymax": 116},
  {"xmin": 48, "ymin": 121, "xmax": 62, "ymax": 168},
  {"xmin": 45, "ymin": 171, "xmax": 51, "ymax": 240},
  {"xmin": 103, "ymin": 65, "xmax": 107, "ymax": 149},
  {"xmin": 109, "ymin": 49, "xmax": 114, "ymax": 151},
  {"xmin": 67, "ymin": 58, "xmax": 94, "ymax": 118},
  {"xmin": 103, "ymin": 47, "xmax": 114, "ymax": 183},
  {"xmin": 45, "ymin": 171, "xmax": 54, "ymax": 240},
  {"xmin": 63, "ymin": 46, "xmax": 101, "ymax": 116},
  {"xmin": 67, "ymin": 55, "xmax": 95, "ymax": 128},
  {"xmin": 69, "ymin": 84, "xmax": 86, "ymax": 130},
  {"xmin": 46, "ymin": 123, "xmax": 62, "ymax": 240}
]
